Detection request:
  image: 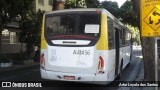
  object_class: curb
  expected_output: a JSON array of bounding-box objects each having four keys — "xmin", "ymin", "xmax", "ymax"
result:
[
  {"xmin": 128, "ymin": 59, "xmax": 142, "ymax": 81},
  {"xmin": 117, "ymin": 53, "xmax": 143, "ymax": 90},
  {"xmin": 0, "ymin": 63, "xmax": 40, "ymax": 74}
]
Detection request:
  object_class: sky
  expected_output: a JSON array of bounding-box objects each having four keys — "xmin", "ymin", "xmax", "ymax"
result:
[{"xmin": 99, "ymin": 0, "xmax": 127, "ymax": 7}]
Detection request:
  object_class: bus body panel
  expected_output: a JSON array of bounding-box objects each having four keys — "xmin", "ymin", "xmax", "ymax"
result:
[
  {"xmin": 120, "ymin": 46, "xmax": 131, "ymax": 69},
  {"xmin": 106, "ymin": 49, "xmax": 116, "ymax": 81},
  {"xmin": 41, "ymin": 49, "xmax": 119, "ymax": 84},
  {"xmin": 44, "ymin": 45, "xmax": 99, "ymax": 74},
  {"xmin": 40, "ymin": 8, "xmax": 132, "ymax": 85},
  {"xmin": 41, "ymin": 50, "xmax": 115, "ymax": 84},
  {"xmin": 41, "ymin": 67, "xmax": 110, "ymax": 85}
]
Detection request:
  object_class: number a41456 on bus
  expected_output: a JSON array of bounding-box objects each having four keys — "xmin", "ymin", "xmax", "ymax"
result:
[{"xmin": 40, "ymin": 8, "xmax": 132, "ymax": 85}]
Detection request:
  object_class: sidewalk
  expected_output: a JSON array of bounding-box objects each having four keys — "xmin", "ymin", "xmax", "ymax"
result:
[
  {"xmin": 0, "ymin": 62, "xmax": 39, "ymax": 73},
  {"xmin": 131, "ymin": 61, "xmax": 156, "ymax": 90},
  {"xmin": 131, "ymin": 48, "xmax": 156, "ymax": 90},
  {"xmin": 133, "ymin": 45, "xmax": 142, "ymax": 51}
]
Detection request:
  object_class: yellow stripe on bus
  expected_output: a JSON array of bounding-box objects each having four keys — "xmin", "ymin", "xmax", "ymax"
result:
[
  {"xmin": 41, "ymin": 15, "xmax": 47, "ymax": 49},
  {"xmin": 96, "ymin": 14, "xmax": 108, "ymax": 50}
]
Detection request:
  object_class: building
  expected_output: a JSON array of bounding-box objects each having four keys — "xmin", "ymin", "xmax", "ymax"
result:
[
  {"xmin": 0, "ymin": 0, "xmax": 53, "ymax": 54},
  {"xmin": 1, "ymin": 22, "xmax": 25, "ymax": 54},
  {"xmin": 33, "ymin": 0, "xmax": 53, "ymax": 12}
]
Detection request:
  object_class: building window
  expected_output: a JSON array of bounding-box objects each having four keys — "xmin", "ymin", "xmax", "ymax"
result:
[
  {"xmin": 49, "ymin": 0, "xmax": 53, "ymax": 6},
  {"xmin": 125, "ymin": 30, "xmax": 131, "ymax": 45},
  {"xmin": 2, "ymin": 29, "xmax": 9, "ymax": 36},
  {"xmin": 38, "ymin": 0, "xmax": 44, "ymax": 6},
  {"xmin": 10, "ymin": 32, "xmax": 17, "ymax": 43},
  {"xmin": 2, "ymin": 29, "xmax": 19, "ymax": 44},
  {"xmin": 107, "ymin": 17, "xmax": 115, "ymax": 49}
]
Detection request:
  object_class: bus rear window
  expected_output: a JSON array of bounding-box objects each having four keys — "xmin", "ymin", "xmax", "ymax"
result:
[{"xmin": 45, "ymin": 13, "xmax": 100, "ymax": 38}]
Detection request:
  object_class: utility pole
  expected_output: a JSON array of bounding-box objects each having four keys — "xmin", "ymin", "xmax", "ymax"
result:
[{"xmin": 52, "ymin": 0, "xmax": 57, "ymax": 11}]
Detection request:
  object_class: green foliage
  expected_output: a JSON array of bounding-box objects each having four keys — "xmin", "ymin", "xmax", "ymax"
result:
[
  {"xmin": 0, "ymin": 0, "xmax": 34, "ymax": 25},
  {"xmin": 100, "ymin": 0, "xmax": 137, "ymax": 27},
  {"xmin": 101, "ymin": 1, "xmax": 120, "ymax": 18},
  {"xmin": 0, "ymin": 0, "xmax": 44, "ymax": 62},
  {"xmin": 20, "ymin": 10, "xmax": 45, "ymax": 57},
  {"xmin": 11, "ymin": 53, "xmax": 28, "ymax": 61},
  {"xmin": 127, "ymin": 25, "xmax": 140, "ymax": 45},
  {"xmin": 0, "ymin": 55, "xmax": 12, "ymax": 63},
  {"xmin": 85, "ymin": 0, "xmax": 100, "ymax": 8},
  {"xmin": 65, "ymin": 0, "xmax": 86, "ymax": 8},
  {"xmin": 65, "ymin": 0, "xmax": 99, "ymax": 8},
  {"xmin": 120, "ymin": 1, "xmax": 137, "ymax": 27},
  {"xmin": 10, "ymin": 53, "xmax": 31, "ymax": 64}
]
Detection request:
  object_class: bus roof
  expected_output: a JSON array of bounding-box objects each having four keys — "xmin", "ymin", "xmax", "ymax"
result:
[{"xmin": 45, "ymin": 8, "xmax": 104, "ymax": 14}]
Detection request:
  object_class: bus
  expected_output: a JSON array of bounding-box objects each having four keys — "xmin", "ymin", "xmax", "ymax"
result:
[{"xmin": 40, "ymin": 8, "xmax": 132, "ymax": 85}]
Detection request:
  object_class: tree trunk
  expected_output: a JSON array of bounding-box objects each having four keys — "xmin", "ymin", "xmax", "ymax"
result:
[
  {"xmin": 52, "ymin": 0, "xmax": 57, "ymax": 11},
  {"xmin": 0, "ymin": 17, "xmax": 2, "ymax": 55},
  {"xmin": 132, "ymin": 0, "xmax": 156, "ymax": 81},
  {"xmin": 141, "ymin": 38, "xmax": 155, "ymax": 81}
]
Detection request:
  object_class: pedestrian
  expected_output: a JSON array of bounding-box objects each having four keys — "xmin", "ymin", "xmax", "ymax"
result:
[{"xmin": 33, "ymin": 46, "xmax": 39, "ymax": 62}]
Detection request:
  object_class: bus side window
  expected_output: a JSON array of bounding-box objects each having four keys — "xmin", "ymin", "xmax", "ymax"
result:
[
  {"xmin": 119, "ymin": 30, "xmax": 123, "ymax": 46},
  {"xmin": 120, "ymin": 28, "xmax": 126, "ymax": 47},
  {"xmin": 107, "ymin": 17, "xmax": 115, "ymax": 49},
  {"xmin": 125, "ymin": 31, "xmax": 131, "ymax": 46}
]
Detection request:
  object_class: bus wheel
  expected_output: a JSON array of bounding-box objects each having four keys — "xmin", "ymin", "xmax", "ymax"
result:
[{"xmin": 117, "ymin": 60, "xmax": 123, "ymax": 80}]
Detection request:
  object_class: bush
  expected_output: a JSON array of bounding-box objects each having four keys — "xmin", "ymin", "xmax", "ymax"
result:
[
  {"xmin": 0, "ymin": 56, "xmax": 12, "ymax": 63},
  {"xmin": 11, "ymin": 53, "xmax": 32, "ymax": 64}
]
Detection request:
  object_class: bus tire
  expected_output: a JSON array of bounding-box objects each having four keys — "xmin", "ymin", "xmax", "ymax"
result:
[{"xmin": 117, "ymin": 60, "xmax": 123, "ymax": 80}]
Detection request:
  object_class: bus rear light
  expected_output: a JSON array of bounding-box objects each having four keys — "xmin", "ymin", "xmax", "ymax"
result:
[
  {"xmin": 96, "ymin": 10, "xmax": 101, "ymax": 14},
  {"xmin": 98, "ymin": 56, "xmax": 105, "ymax": 74},
  {"xmin": 40, "ymin": 53, "xmax": 45, "ymax": 67}
]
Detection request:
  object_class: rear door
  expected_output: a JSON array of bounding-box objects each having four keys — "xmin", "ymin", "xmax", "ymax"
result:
[{"xmin": 115, "ymin": 28, "xmax": 120, "ymax": 77}]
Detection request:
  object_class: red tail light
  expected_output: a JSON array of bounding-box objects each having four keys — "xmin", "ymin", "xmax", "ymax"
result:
[
  {"xmin": 40, "ymin": 53, "xmax": 45, "ymax": 67},
  {"xmin": 96, "ymin": 10, "xmax": 101, "ymax": 14},
  {"xmin": 98, "ymin": 56, "xmax": 105, "ymax": 73}
]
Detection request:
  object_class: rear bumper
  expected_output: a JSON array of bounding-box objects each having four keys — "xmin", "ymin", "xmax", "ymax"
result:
[{"xmin": 40, "ymin": 68, "xmax": 108, "ymax": 85}]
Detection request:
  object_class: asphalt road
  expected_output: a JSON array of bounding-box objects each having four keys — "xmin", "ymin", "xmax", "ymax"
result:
[{"xmin": 0, "ymin": 49, "xmax": 142, "ymax": 89}]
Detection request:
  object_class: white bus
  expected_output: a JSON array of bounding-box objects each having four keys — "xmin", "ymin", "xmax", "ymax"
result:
[{"xmin": 40, "ymin": 8, "xmax": 132, "ymax": 85}]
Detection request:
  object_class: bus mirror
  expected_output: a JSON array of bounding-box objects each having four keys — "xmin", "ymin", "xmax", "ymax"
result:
[{"xmin": 85, "ymin": 24, "xmax": 99, "ymax": 33}]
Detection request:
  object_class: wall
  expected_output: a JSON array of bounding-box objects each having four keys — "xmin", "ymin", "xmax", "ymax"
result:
[
  {"xmin": 1, "ymin": 43, "xmax": 26, "ymax": 54},
  {"xmin": 35, "ymin": 0, "xmax": 52, "ymax": 12}
]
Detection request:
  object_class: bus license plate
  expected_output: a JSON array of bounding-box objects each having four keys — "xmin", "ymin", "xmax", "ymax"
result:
[{"xmin": 64, "ymin": 76, "xmax": 75, "ymax": 80}]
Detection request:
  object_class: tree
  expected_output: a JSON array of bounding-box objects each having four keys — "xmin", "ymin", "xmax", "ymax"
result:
[
  {"xmin": 65, "ymin": 0, "xmax": 99, "ymax": 8},
  {"xmin": 127, "ymin": 25, "xmax": 140, "ymax": 45},
  {"xmin": 20, "ymin": 10, "xmax": 45, "ymax": 58},
  {"xmin": 120, "ymin": 1, "xmax": 137, "ymax": 27},
  {"xmin": 0, "ymin": 0, "xmax": 34, "ymax": 55},
  {"xmin": 131, "ymin": 0, "xmax": 156, "ymax": 81},
  {"xmin": 65, "ymin": 0, "xmax": 86, "ymax": 8},
  {"xmin": 85, "ymin": 0, "xmax": 100, "ymax": 8},
  {"xmin": 101, "ymin": 1, "xmax": 120, "ymax": 18},
  {"xmin": 52, "ymin": 0, "xmax": 57, "ymax": 10},
  {"xmin": 0, "ymin": 0, "xmax": 34, "ymax": 28}
]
